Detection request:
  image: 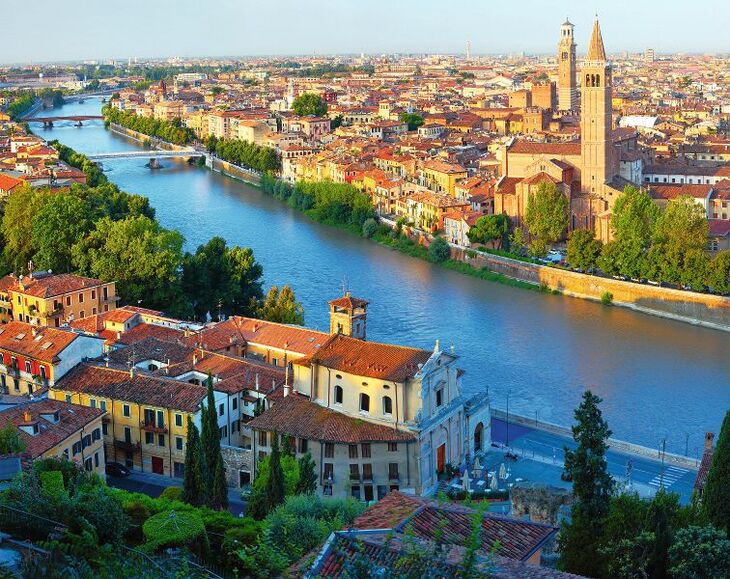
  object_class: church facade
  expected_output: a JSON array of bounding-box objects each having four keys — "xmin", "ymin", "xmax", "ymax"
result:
[{"xmin": 496, "ymin": 18, "xmax": 636, "ymax": 243}]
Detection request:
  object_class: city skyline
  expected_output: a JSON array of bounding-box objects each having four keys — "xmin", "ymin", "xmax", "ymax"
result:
[{"xmin": 5, "ymin": 0, "xmax": 729, "ymax": 65}]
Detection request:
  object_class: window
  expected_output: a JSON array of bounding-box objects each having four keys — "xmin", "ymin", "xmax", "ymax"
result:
[
  {"xmin": 66, "ymin": 296, "xmax": 71, "ymax": 307},
  {"xmin": 79, "ymin": 311, "xmax": 85, "ymax": 319},
  {"xmin": 388, "ymin": 442, "xmax": 398, "ymax": 452},
  {"xmin": 100, "ymin": 400, "xmax": 107, "ymax": 412},
  {"xmin": 158, "ymin": 434, "xmax": 165, "ymax": 447},
  {"xmin": 323, "ymin": 463, "xmax": 334, "ymax": 481},
  {"xmin": 24, "ymin": 361, "xmax": 31, "ymax": 374},
  {"xmin": 92, "ymin": 428, "xmax": 101, "ymax": 441},
  {"xmin": 362, "ymin": 463, "xmax": 373, "ymax": 480},
  {"xmin": 78, "ymin": 293, "xmax": 84, "ymax": 304},
  {"xmin": 145, "ymin": 432, "xmax": 154, "ymax": 445},
  {"xmin": 157, "ymin": 410, "xmax": 164, "ymax": 427},
  {"xmin": 351, "ymin": 485, "xmax": 361, "ymax": 500},
  {"xmin": 361, "ymin": 443, "xmax": 371, "ymax": 458},
  {"xmin": 383, "ymin": 396, "xmax": 393, "ymax": 415},
  {"xmin": 84, "ymin": 457, "xmax": 93, "ymax": 472},
  {"xmin": 349, "ymin": 444, "xmax": 358, "ymax": 459},
  {"xmin": 219, "ymin": 403, "xmax": 224, "ymax": 416},
  {"xmin": 220, "ymin": 426, "xmax": 227, "ymax": 439},
  {"xmin": 324, "ymin": 442, "xmax": 334, "ymax": 458},
  {"xmin": 124, "ymin": 426, "xmax": 132, "ymax": 443},
  {"xmin": 175, "ymin": 436, "xmax": 183, "ymax": 450},
  {"xmin": 436, "ymin": 388, "xmax": 443, "ymax": 407},
  {"xmin": 90, "ymin": 399, "xmax": 96, "ymax": 409},
  {"xmin": 175, "ymin": 413, "xmax": 183, "ymax": 427},
  {"xmin": 388, "ymin": 463, "xmax": 399, "ymax": 480},
  {"xmin": 40, "ymin": 366, "xmax": 47, "ymax": 379},
  {"xmin": 364, "ymin": 484, "xmax": 374, "ymax": 501},
  {"xmin": 298, "ymin": 438, "xmax": 308, "ymax": 453},
  {"xmin": 123, "ymin": 404, "xmax": 130, "ymax": 417},
  {"xmin": 72, "ymin": 441, "xmax": 82, "ymax": 455},
  {"xmin": 350, "ymin": 464, "xmax": 360, "ymax": 481},
  {"xmin": 360, "ymin": 393, "xmax": 370, "ymax": 413},
  {"xmin": 102, "ymin": 422, "xmax": 108, "ymax": 436},
  {"xmin": 94, "ymin": 451, "xmax": 100, "ymax": 468},
  {"xmin": 91, "ymin": 290, "xmax": 96, "ymax": 300},
  {"xmin": 82, "ymin": 434, "xmax": 91, "ymax": 449},
  {"xmin": 65, "ymin": 394, "xmax": 72, "ymax": 403},
  {"xmin": 334, "ymin": 385, "xmax": 343, "ymax": 404},
  {"xmin": 232, "ymin": 398, "xmax": 238, "ymax": 410},
  {"xmin": 258, "ymin": 431, "xmax": 268, "ymax": 446}
]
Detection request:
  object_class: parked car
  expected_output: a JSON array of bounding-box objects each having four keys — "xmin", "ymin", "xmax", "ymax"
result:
[{"xmin": 105, "ymin": 462, "xmax": 131, "ymax": 477}]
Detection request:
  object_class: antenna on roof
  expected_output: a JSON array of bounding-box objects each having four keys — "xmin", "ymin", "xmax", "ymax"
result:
[{"xmin": 341, "ymin": 276, "xmax": 349, "ymax": 295}]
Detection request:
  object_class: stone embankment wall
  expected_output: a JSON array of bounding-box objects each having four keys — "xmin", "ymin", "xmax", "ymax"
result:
[
  {"xmin": 208, "ymin": 157, "xmax": 261, "ymax": 186},
  {"xmin": 453, "ymin": 248, "xmax": 730, "ymax": 332},
  {"xmin": 491, "ymin": 409, "xmax": 699, "ymax": 470},
  {"xmin": 108, "ymin": 123, "xmax": 190, "ymax": 152}
]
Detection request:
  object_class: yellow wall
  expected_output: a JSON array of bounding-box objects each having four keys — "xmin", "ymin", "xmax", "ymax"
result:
[{"xmin": 10, "ymin": 282, "xmax": 117, "ymax": 327}]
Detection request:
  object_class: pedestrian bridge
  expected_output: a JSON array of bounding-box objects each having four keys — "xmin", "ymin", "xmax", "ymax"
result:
[{"xmin": 86, "ymin": 150, "xmax": 204, "ymax": 161}]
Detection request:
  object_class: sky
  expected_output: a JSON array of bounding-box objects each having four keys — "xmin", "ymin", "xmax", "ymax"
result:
[{"xmin": 5, "ymin": 0, "xmax": 728, "ymax": 64}]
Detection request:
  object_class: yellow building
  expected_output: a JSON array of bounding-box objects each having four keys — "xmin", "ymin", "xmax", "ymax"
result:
[
  {"xmin": 419, "ymin": 160, "xmax": 468, "ymax": 197},
  {"xmin": 0, "ymin": 399, "xmax": 106, "ymax": 477},
  {"xmin": 50, "ymin": 364, "xmax": 208, "ymax": 477},
  {"xmin": 0, "ymin": 272, "xmax": 118, "ymax": 327}
]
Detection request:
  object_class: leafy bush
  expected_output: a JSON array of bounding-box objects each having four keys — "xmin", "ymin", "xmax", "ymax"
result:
[
  {"xmin": 362, "ymin": 217, "xmax": 378, "ymax": 238},
  {"xmin": 601, "ymin": 291, "xmax": 613, "ymax": 306},
  {"xmin": 39, "ymin": 471, "xmax": 65, "ymax": 498},
  {"xmin": 142, "ymin": 509, "xmax": 208, "ymax": 553},
  {"xmin": 103, "ymin": 106, "xmax": 196, "ymax": 145},
  {"xmin": 428, "ymin": 236, "xmax": 451, "ymax": 263},
  {"xmin": 234, "ymin": 542, "xmax": 289, "ymax": 579},
  {"xmin": 159, "ymin": 486, "xmax": 183, "ymax": 501}
]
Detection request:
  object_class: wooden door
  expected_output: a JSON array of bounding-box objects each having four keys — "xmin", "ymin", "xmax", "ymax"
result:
[
  {"xmin": 436, "ymin": 444, "xmax": 446, "ymax": 473},
  {"xmin": 151, "ymin": 456, "xmax": 164, "ymax": 475}
]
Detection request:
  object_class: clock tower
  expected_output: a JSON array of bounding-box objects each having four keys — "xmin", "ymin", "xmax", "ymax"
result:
[{"xmin": 558, "ymin": 19, "xmax": 577, "ymax": 112}]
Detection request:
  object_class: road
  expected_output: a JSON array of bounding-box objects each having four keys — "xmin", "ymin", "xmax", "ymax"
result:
[
  {"xmin": 107, "ymin": 471, "xmax": 246, "ymax": 516},
  {"xmin": 489, "ymin": 418, "xmax": 698, "ymax": 504}
]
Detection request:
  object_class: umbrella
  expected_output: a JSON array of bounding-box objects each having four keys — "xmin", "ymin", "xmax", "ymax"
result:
[
  {"xmin": 462, "ymin": 469, "xmax": 471, "ymax": 492},
  {"xmin": 499, "ymin": 463, "xmax": 507, "ymax": 480},
  {"xmin": 490, "ymin": 474, "xmax": 499, "ymax": 491},
  {"xmin": 473, "ymin": 457, "xmax": 482, "ymax": 471}
]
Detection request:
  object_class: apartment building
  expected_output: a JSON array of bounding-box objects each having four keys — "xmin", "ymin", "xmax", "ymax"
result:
[
  {"xmin": 0, "ymin": 271, "xmax": 118, "ymax": 327},
  {"xmin": 0, "ymin": 400, "xmax": 106, "ymax": 477}
]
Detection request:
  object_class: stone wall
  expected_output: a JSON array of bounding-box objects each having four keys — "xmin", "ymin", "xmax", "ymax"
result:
[
  {"xmin": 220, "ymin": 444, "xmax": 253, "ymax": 489},
  {"xmin": 209, "ymin": 157, "xmax": 261, "ymax": 186},
  {"xmin": 511, "ymin": 484, "xmax": 572, "ymax": 525}
]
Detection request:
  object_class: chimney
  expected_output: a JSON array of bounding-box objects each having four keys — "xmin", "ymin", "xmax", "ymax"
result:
[
  {"xmin": 284, "ymin": 383, "xmax": 290, "ymax": 397},
  {"xmin": 23, "ymin": 410, "xmax": 31, "ymax": 423},
  {"xmin": 31, "ymin": 327, "xmax": 38, "ymax": 337},
  {"xmin": 705, "ymin": 432, "xmax": 715, "ymax": 450},
  {"xmin": 434, "ymin": 339, "xmax": 440, "ymax": 353},
  {"xmin": 193, "ymin": 353, "xmax": 198, "ymax": 365},
  {"xmin": 129, "ymin": 366, "xmax": 136, "ymax": 378},
  {"xmin": 255, "ymin": 373, "xmax": 260, "ymax": 392}
]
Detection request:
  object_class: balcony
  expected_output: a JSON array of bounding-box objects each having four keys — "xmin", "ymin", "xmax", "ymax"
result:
[
  {"xmin": 388, "ymin": 473, "xmax": 400, "ymax": 482},
  {"xmin": 43, "ymin": 305, "xmax": 64, "ymax": 319},
  {"xmin": 349, "ymin": 473, "xmax": 361, "ymax": 482},
  {"xmin": 113, "ymin": 439, "xmax": 141, "ymax": 452},
  {"xmin": 141, "ymin": 421, "xmax": 168, "ymax": 434},
  {"xmin": 102, "ymin": 295, "xmax": 120, "ymax": 305}
]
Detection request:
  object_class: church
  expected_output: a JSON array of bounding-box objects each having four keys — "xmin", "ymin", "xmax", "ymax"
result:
[{"xmin": 495, "ymin": 18, "xmax": 637, "ymax": 243}]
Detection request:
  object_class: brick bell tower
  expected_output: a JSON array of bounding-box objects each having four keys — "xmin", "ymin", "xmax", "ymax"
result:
[
  {"xmin": 580, "ymin": 18, "xmax": 612, "ymax": 199},
  {"xmin": 557, "ymin": 18, "xmax": 577, "ymax": 112}
]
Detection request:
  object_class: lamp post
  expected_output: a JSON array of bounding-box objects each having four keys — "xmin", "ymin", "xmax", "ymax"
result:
[{"xmin": 506, "ymin": 390, "xmax": 510, "ymax": 450}]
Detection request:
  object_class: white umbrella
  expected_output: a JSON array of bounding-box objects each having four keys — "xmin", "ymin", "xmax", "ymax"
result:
[
  {"xmin": 462, "ymin": 469, "xmax": 471, "ymax": 492},
  {"xmin": 499, "ymin": 462, "xmax": 507, "ymax": 480},
  {"xmin": 490, "ymin": 474, "xmax": 499, "ymax": 491},
  {"xmin": 473, "ymin": 457, "xmax": 482, "ymax": 471}
]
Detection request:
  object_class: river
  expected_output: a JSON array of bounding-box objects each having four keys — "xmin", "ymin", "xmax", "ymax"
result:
[{"xmin": 33, "ymin": 97, "xmax": 730, "ymax": 457}]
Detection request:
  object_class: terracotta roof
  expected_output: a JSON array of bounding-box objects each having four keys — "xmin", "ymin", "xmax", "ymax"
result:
[
  {"xmin": 107, "ymin": 337, "xmax": 192, "ymax": 366},
  {"xmin": 649, "ymin": 183, "xmax": 713, "ymax": 200},
  {"xmin": 587, "ymin": 19, "xmax": 607, "ymax": 62},
  {"xmin": 115, "ymin": 323, "xmax": 185, "ymax": 347},
  {"xmin": 328, "ymin": 294, "xmax": 369, "ymax": 310},
  {"xmin": 54, "ymin": 364, "xmax": 206, "ymax": 413},
  {"xmin": 185, "ymin": 316, "xmax": 329, "ymax": 357},
  {"xmin": 246, "ymin": 392, "xmax": 416, "ymax": 443},
  {"xmin": 302, "ymin": 333, "xmax": 432, "ymax": 383},
  {"xmin": 0, "ymin": 400, "xmax": 104, "ymax": 458},
  {"xmin": 510, "ymin": 140, "xmax": 581, "ymax": 156},
  {"xmin": 0, "ymin": 172, "xmax": 23, "ymax": 191},
  {"xmin": 709, "ymin": 219, "xmax": 730, "ymax": 237},
  {"xmin": 2, "ymin": 273, "xmax": 108, "ymax": 299},
  {"xmin": 0, "ymin": 321, "xmax": 90, "ymax": 363}
]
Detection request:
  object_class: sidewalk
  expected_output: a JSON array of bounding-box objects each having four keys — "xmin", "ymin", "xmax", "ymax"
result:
[{"xmin": 107, "ymin": 470, "xmax": 246, "ymax": 516}]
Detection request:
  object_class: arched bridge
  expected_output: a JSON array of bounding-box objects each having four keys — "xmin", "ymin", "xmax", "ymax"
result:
[
  {"xmin": 86, "ymin": 150, "xmax": 204, "ymax": 161},
  {"xmin": 25, "ymin": 115, "xmax": 104, "ymax": 127}
]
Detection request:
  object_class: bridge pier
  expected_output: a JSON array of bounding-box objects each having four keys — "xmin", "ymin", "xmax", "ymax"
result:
[
  {"xmin": 147, "ymin": 158, "xmax": 162, "ymax": 170},
  {"xmin": 43, "ymin": 121, "xmax": 53, "ymax": 128}
]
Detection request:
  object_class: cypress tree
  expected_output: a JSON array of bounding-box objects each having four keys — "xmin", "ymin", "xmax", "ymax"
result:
[
  {"xmin": 200, "ymin": 374, "xmax": 227, "ymax": 509},
  {"xmin": 558, "ymin": 390, "xmax": 614, "ymax": 576},
  {"xmin": 267, "ymin": 431, "xmax": 285, "ymax": 512},
  {"xmin": 702, "ymin": 409, "xmax": 730, "ymax": 532},
  {"xmin": 182, "ymin": 417, "xmax": 203, "ymax": 506},
  {"xmin": 295, "ymin": 452, "xmax": 318, "ymax": 495},
  {"xmin": 211, "ymin": 453, "xmax": 229, "ymax": 510}
]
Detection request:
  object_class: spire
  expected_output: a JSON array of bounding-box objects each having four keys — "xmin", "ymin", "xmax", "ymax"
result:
[{"xmin": 587, "ymin": 17, "xmax": 606, "ymax": 62}]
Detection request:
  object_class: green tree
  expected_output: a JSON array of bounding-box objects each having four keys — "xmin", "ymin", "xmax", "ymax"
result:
[
  {"xmin": 558, "ymin": 390, "xmax": 614, "ymax": 576},
  {"xmin": 567, "ymin": 229, "xmax": 603, "ymax": 272},
  {"xmin": 509, "ymin": 227, "xmax": 527, "ymax": 257},
  {"xmin": 668, "ymin": 525, "xmax": 730, "ymax": 578},
  {"xmin": 428, "ymin": 236, "xmax": 451, "ymax": 263},
  {"xmin": 398, "ymin": 112, "xmax": 425, "ymax": 131},
  {"xmin": 702, "ymin": 409, "xmax": 730, "ymax": 533},
  {"xmin": 295, "ymin": 452, "xmax": 318, "ymax": 495},
  {"xmin": 200, "ymin": 376, "xmax": 228, "ymax": 510},
  {"xmin": 709, "ymin": 251, "xmax": 730, "ymax": 294},
  {"xmin": 267, "ymin": 433, "xmax": 286, "ymax": 514},
  {"xmin": 524, "ymin": 181, "xmax": 569, "ymax": 245},
  {"xmin": 2, "ymin": 185, "xmax": 45, "ymax": 273},
  {"xmin": 291, "ymin": 93, "xmax": 327, "ymax": 117},
  {"xmin": 0, "ymin": 419, "xmax": 26, "ymax": 454},
  {"xmin": 255, "ymin": 285, "xmax": 305, "ymax": 325},
  {"xmin": 467, "ymin": 214, "xmax": 511, "ymax": 248},
  {"xmin": 72, "ymin": 216, "xmax": 186, "ymax": 313},
  {"xmin": 182, "ymin": 417, "xmax": 203, "ymax": 506}
]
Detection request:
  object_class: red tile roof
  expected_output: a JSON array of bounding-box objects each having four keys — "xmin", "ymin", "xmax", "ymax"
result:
[
  {"xmin": 0, "ymin": 321, "xmax": 90, "ymax": 363},
  {"xmin": 300, "ymin": 333, "xmax": 432, "ymax": 383},
  {"xmin": 2, "ymin": 273, "xmax": 108, "ymax": 299},
  {"xmin": 328, "ymin": 294, "xmax": 369, "ymax": 310},
  {"xmin": 246, "ymin": 392, "xmax": 416, "ymax": 443},
  {"xmin": 0, "ymin": 400, "xmax": 103, "ymax": 458},
  {"xmin": 509, "ymin": 140, "xmax": 581, "ymax": 156}
]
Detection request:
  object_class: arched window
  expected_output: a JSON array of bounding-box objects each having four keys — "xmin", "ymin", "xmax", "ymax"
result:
[
  {"xmin": 334, "ymin": 385, "xmax": 343, "ymax": 404},
  {"xmin": 382, "ymin": 396, "xmax": 392, "ymax": 415},
  {"xmin": 595, "ymin": 74, "xmax": 601, "ymax": 87},
  {"xmin": 474, "ymin": 422, "xmax": 484, "ymax": 452},
  {"xmin": 585, "ymin": 74, "xmax": 590, "ymax": 86},
  {"xmin": 360, "ymin": 393, "xmax": 370, "ymax": 413}
]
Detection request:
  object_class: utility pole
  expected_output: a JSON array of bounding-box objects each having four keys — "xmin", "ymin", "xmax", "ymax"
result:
[{"xmin": 506, "ymin": 390, "xmax": 510, "ymax": 449}]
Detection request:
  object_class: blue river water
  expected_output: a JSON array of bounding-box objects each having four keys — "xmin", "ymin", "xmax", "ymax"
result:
[{"xmin": 34, "ymin": 97, "xmax": 730, "ymax": 457}]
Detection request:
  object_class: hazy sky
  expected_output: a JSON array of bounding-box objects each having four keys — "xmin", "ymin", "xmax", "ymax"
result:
[{"xmin": 5, "ymin": 0, "xmax": 728, "ymax": 64}]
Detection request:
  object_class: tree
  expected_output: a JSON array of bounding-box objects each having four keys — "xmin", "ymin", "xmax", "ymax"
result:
[
  {"xmin": 524, "ymin": 181, "xmax": 569, "ymax": 245},
  {"xmin": 255, "ymin": 285, "xmax": 305, "ymax": 325},
  {"xmin": 72, "ymin": 216, "xmax": 187, "ymax": 313},
  {"xmin": 669, "ymin": 525, "xmax": 730, "ymax": 578},
  {"xmin": 567, "ymin": 229, "xmax": 602, "ymax": 272},
  {"xmin": 182, "ymin": 417, "xmax": 204, "ymax": 506},
  {"xmin": 200, "ymin": 376, "xmax": 228, "ymax": 510},
  {"xmin": 558, "ymin": 390, "xmax": 614, "ymax": 576},
  {"xmin": 509, "ymin": 228, "xmax": 528, "ymax": 257},
  {"xmin": 702, "ymin": 409, "xmax": 730, "ymax": 533},
  {"xmin": 0, "ymin": 419, "xmax": 25, "ymax": 454},
  {"xmin": 709, "ymin": 251, "xmax": 730, "ymax": 294},
  {"xmin": 603, "ymin": 185, "xmax": 660, "ymax": 279},
  {"xmin": 295, "ymin": 452, "xmax": 318, "ymax": 495},
  {"xmin": 2, "ymin": 185, "xmax": 45, "ymax": 273},
  {"xmin": 398, "ymin": 112, "xmax": 425, "ymax": 131},
  {"xmin": 266, "ymin": 433, "xmax": 286, "ymax": 514},
  {"xmin": 362, "ymin": 217, "xmax": 378, "ymax": 239},
  {"xmin": 291, "ymin": 93, "xmax": 327, "ymax": 117},
  {"xmin": 467, "ymin": 214, "xmax": 511, "ymax": 249},
  {"xmin": 428, "ymin": 237, "xmax": 451, "ymax": 263}
]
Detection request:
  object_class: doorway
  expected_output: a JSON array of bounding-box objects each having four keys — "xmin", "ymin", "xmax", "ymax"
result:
[
  {"xmin": 151, "ymin": 456, "xmax": 164, "ymax": 475},
  {"xmin": 436, "ymin": 443, "xmax": 446, "ymax": 474}
]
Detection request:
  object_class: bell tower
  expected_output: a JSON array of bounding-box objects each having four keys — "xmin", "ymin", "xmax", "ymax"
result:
[
  {"xmin": 580, "ymin": 18, "xmax": 612, "ymax": 198},
  {"xmin": 328, "ymin": 293, "xmax": 368, "ymax": 340},
  {"xmin": 557, "ymin": 18, "xmax": 577, "ymax": 112}
]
